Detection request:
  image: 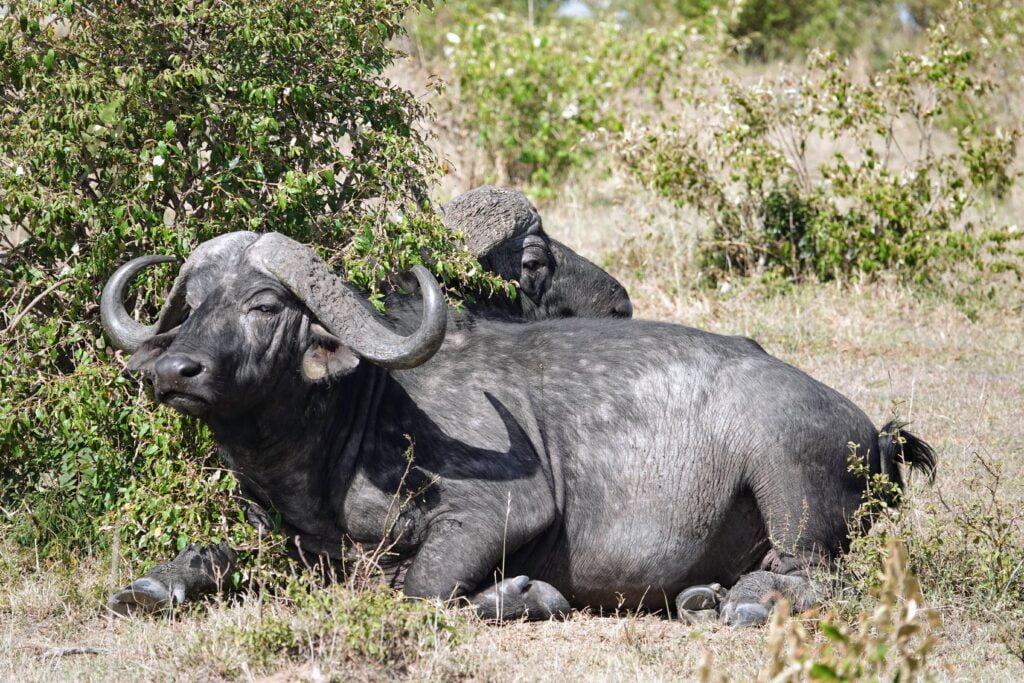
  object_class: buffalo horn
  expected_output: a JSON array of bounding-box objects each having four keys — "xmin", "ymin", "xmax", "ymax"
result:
[
  {"xmin": 250, "ymin": 233, "xmax": 446, "ymax": 369},
  {"xmin": 442, "ymin": 186, "xmax": 542, "ymax": 255},
  {"xmin": 101, "ymin": 233, "xmax": 261, "ymax": 352},
  {"xmin": 100, "ymin": 255, "xmax": 178, "ymax": 352}
]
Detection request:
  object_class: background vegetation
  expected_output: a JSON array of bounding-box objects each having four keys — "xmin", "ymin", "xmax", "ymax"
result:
[{"xmin": 2, "ymin": 0, "xmax": 1023, "ymax": 679}]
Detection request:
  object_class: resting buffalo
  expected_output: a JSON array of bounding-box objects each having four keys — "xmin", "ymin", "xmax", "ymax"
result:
[
  {"xmin": 443, "ymin": 186, "xmax": 632, "ymax": 319},
  {"xmin": 395, "ymin": 186, "xmax": 632, "ymax": 321},
  {"xmin": 101, "ymin": 232, "xmax": 934, "ymax": 625}
]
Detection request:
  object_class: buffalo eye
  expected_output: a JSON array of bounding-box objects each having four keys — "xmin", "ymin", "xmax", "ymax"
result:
[
  {"xmin": 247, "ymin": 298, "xmax": 283, "ymax": 316},
  {"xmin": 523, "ymin": 257, "xmax": 544, "ymax": 272}
]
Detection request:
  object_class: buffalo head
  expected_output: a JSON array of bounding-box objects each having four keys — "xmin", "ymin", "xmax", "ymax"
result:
[
  {"xmin": 443, "ymin": 187, "xmax": 632, "ymax": 319},
  {"xmin": 100, "ymin": 232, "xmax": 445, "ymax": 419}
]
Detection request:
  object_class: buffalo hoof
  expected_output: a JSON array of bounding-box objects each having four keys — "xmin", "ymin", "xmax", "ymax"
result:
[
  {"xmin": 524, "ymin": 579, "xmax": 571, "ymax": 619},
  {"xmin": 676, "ymin": 584, "xmax": 723, "ymax": 611},
  {"xmin": 107, "ymin": 577, "xmax": 183, "ymax": 617},
  {"xmin": 720, "ymin": 601, "xmax": 771, "ymax": 627},
  {"xmin": 676, "ymin": 583, "xmax": 724, "ymax": 625},
  {"xmin": 475, "ymin": 575, "xmax": 570, "ymax": 621}
]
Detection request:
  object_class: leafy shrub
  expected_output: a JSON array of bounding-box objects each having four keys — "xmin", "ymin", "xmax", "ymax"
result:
[
  {"xmin": 842, "ymin": 452, "xmax": 1024, "ymax": 619},
  {"xmin": 0, "ymin": 0, "xmax": 497, "ymax": 570},
  {"xmin": 601, "ymin": 1, "xmax": 893, "ymax": 59},
  {"xmin": 620, "ymin": 6, "xmax": 1021, "ymax": 285},
  {"xmin": 730, "ymin": 0, "xmax": 888, "ymax": 60},
  {"xmin": 419, "ymin": 4, "xmax": 663, "ymax": 193}
]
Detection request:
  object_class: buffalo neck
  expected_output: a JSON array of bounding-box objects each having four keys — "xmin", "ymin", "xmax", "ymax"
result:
[{"xmin": 206, "ymin": 362, "xmax": 394, "ymax": 542}]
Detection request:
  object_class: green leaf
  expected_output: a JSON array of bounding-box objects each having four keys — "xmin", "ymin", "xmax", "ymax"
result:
[
  {"xmin": 808, "ymin": 663, "xmax": 842, "ymax": 681},
  {"xmin": 820, "ymin": 623, "xmax": 848, "ymax": 643}
]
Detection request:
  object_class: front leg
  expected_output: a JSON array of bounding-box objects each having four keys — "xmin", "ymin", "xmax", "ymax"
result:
[
  {"xmin": 402, "ymin": 517, "xmax": 568, "ymax": 621},
  {"xmin": 108, "ymin": 542, "xmax": 237, "ymax": 616}
]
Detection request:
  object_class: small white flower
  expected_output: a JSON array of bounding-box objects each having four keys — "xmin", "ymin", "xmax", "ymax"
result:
[
  {"xmin": 71, "ymin": 243, "xmax": 80, "ymax": 255},
  {"xmin": 718, "ymin": 282, "xmax": 732, "ymax": 294},
  {"xmin": 505, "ymin": 67, "xmax": 515, "ymax": 77},
  {"xmin": 445, "ymin": 32, "xmax": 460, "ymax": 45},
  {"xmin": 561, "ymin": 102, "xmax": 579, "ymax": 119},
  {"xmin": 15, "ymin": 165, "xmax": 24, "ymax": 176},
  {"xmin": 1009, "ymin": 224, "xmax": 1019, "ymax": 234},
  {"xmin": 443, "ymin": 46, "xmax": 455, "ymax": 58},
  {"xmin": 152, "ymin": 155, "xmax": 165, "ymax": 167},
  {"xmin": 532, "ymin": 37, "xmax": 541, "ymax": 48}
]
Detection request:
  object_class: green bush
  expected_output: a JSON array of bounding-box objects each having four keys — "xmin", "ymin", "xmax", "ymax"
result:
[
  {"xmin": 841, "ymin": 452, "xmax": 1024, "ymax": 619},
  {"xmin": 0, "ymin": 0, "xmax": 498, "ymax": 570},
  {"xmin": 620, "ymin": 6, "xmax": 1021, "ymax": 285},
  {"xmin": 418, "ymin": 4, "xmax": 663, "ymax": 193},
  {"xmin": 730, "ymin": 0, "xmax": 888, "ymax": 60},
  {"xmin": 600, "ymin": 1, "xmax": 893, "ymax": 59}
]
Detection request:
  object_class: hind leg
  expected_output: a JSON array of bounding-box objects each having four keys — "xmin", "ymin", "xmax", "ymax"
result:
[
  {"xmin": 724, "ymin": 441, "xmax": 866, "ymax": 625},
  {"xmin": 718, "ymin": 569, "xmax": 821, "ymax": 626},
  {"xmin": 713, "ymin": 496, "xmax": 847, "ymax": 627}
]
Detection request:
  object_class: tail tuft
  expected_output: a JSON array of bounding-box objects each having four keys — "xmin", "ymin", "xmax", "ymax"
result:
[{"xmin": 878, "ymin": 420, "xmax": 937, "ymax": 493}]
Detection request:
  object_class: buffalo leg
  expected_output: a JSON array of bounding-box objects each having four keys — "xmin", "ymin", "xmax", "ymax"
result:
[
  {"xmin": 718, "ymin": 570, "xmax": 821, "ymax": 627},
  {"xmin": 401, "ymin": 513, "xmax": 567, "ymax": 620},
  {"xmin": 108, "ymin": 542, "xmax": 237, "ymax": 616}
]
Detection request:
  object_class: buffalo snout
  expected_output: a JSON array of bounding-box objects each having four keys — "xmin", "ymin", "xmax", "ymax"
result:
[
  {"xmin": 612, "ymin": 299, "xmax": 633, "ymax": 319},
  {"xmin": 153, "ymin": 352, "xmax": 212, "ymax": 415},
  {"xmin": 156, "ymin": 353, "xmax": 204, "ymax": 379}
]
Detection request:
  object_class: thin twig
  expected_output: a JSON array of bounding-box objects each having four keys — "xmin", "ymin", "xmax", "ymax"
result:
[
  {"xmin": 20, "ymin": 644, "xmax": 110, "ymax": 657},
  {"xmin": 1, "ymin": 278, "xmax": 71, "ymax": 336}
]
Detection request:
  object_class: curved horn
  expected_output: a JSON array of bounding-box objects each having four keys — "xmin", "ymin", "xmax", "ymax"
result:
[
  {"xmin": 442, "ymin": 186, "xmax": 542, "ymax": 255},
  {"xmin": 102, "ymin": 232, "xmax": 262, "ymax": 352},
  {"xmin": 100, "ymin": 255, "xmax": 177, "ymax": 352},
  {"xmin": 249, "ymin": 233, "xmax": 446, "ymax": 369}
]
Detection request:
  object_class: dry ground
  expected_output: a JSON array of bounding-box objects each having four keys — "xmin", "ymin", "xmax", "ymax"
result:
[{"xmin": 2, "ymin": 172, "xmax": 1022, "ymax": 681}]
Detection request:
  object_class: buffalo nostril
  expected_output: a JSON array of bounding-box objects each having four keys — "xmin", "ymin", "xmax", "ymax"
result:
[
  {"xmin": 178, "ymin": 358, "xmax": 203, "ymax": 377},
  {"xmin": 613, "ymin": 300, "xmax": 634, "ymax": 319}
]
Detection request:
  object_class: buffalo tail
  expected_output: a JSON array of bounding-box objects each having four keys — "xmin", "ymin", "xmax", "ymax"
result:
[{"xmin": 877, "ymin": 419, "xmax": 937, "ymax": 505}]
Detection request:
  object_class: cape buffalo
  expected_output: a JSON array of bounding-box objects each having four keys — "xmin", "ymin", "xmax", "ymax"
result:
[
  {"xmin": 101, "ymin": 232, "xmax": 934, "ymax": 626},
  {"xmin": 417, "ymin": 186, "xmax": 633, "ymax": 320}
]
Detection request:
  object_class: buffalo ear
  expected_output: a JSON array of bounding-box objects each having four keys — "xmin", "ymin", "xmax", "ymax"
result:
[{"xmin": 302, "ymin": 323, "xmax": 359, "ymax": 381}]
